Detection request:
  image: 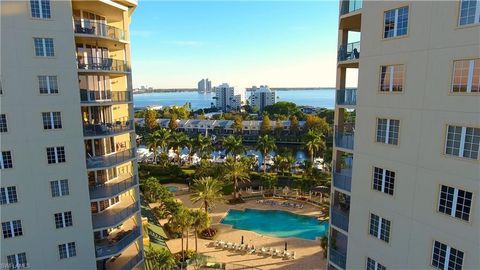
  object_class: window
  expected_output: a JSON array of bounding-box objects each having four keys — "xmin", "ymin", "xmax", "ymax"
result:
[
  {"xmin": 367, "ymin": 257, "xmax": 386, "ymax": 270},
  {"xmin": 452, "ymin": 59, "xmax": 479, "ymax": 93},
  {"xmin": 38, "ymin": 75, "xmax": 58, "ymax": 94},
  {"xmin": 432, "ymin": 241, "xmax": 464, "ymax": 270},
  {"xmin": 54, "ymin": 211, "xmax": 73, "ymax": 228},
  {"xmin": 458, "ymin": 0, "xmax": 480, "ymax": 26},
  {"xmin": 438, "ymin": 185, "xmax": 473, "ymax": 222},
  {"xmin": 2, "ymin": 220, "xmax": 23, "ymax": 239},
  {"xmin": 33, "ymin": 38, "xmax": 54, "ymax": 57},
  {"xmin": 369, "ymin": 213, "xmax": 391, "ymax": 243},
  {"xmin": 0, "ymin": 114, "xmax": 7, "ymax": 132},
  {"xmin": 0, "ymin": 151, "xmax": 13, "ymax": 169},
  {"xmin": 0, "ymin": 186, "xmax": 18, "ymax": 205},
  {"xmin": 6, "ymin": 252, "xmax": 28, "ymax": 270},
  {"xmin": 58, "ymin": 242, "xmax": 76, "ymax": 259},
  {"xmin": 50, "ymin": 179, "xmax": 69, "ymax": 197},
  {"xmin": 445, "ymin": 125, "xmax": 479, "ymax": 159},
  {"xmin": 383, "ymin": 6, "xmax": 409, "ymax": 38},
  {"xmin": 373, "ymin": 167, "xmax": 395, "ymax": 195},
  {"xmin": 30, "ymin": 0, "xmax": 51, "ymax": 19},
  {"xmin": 376, "ymin": 119, "xmax": 400, "ymax": 145},
  {"xmin": 46, "ymin": 146, "xmax": 65, "ymax": 164},
  {"xmin": 380, "ymin": 65, "xmax": 404, "ymax": 92},
  {"xmin": 42, "ymin": 112, "xmax": 62, "ymax": 129}
]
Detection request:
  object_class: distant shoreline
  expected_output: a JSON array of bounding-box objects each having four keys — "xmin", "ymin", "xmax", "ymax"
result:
[{"xmin": 133, "ymin": 87, "xmax": 335, "ymax": 94}]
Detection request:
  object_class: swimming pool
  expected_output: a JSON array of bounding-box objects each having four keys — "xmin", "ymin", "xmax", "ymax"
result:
[
  {"xmin": 220, "ymin": 208, "xmax": 328, "ymax": 240},
  {"xmin": 166, "ymin": 186, "xmax": 178, "ymax": 192}
]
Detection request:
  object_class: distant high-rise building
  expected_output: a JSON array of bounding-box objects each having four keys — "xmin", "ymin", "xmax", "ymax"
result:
[
  {"xmin": 249, "ymin": 85, "xmax": 276, "ymax": 111},
  {"xmin": 328, "ymin": 1, "xmax": 479, "ymax": 270},
  {"xmin": 214, "ymin": 83, "xmax": 245, "ymax": 111},
  {"xmin": 198, "ymin": 78, "xmax": 212, "ymax": 93}
]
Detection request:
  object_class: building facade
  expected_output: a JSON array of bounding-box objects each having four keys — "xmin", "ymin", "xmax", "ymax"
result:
[
  {"xmin": 198, "ymin": 78, "xmax": 212, "ymax": 93},
  {"xmin": 1, "ymin": 0, "xmax": 143, "ymax": 269},
  {"xmin": 214, "ymin": 83, "xmax": 245, "ymax": 111},
  {"xmin": 329, "ymin": 0, "xmax": 479, "ymax": 269},
  {"xmin": 249, "ymin": 85, "xmax": 276, "ymax": 111}
]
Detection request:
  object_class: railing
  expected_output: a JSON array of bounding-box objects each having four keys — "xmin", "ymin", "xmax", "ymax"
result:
[
  {"xmin": 86, "ymin": 148, "xmax": 136, "ymax": 169},
  {"xmin": 92, "ymin": 201, "xmax": 140, "ymax": 229},
  {"xmin": 335, "ymin": 131, "xmax": 354, "ymax": 150},
  {"xmin": 336, "ymin": 89, "xmax": 357, "ymax": 106},
  {"xmin": 331, "ymin": 208, "xmax": 349, "ymax": 232},
  {"xmin": 95, "ymin": 227, "xmax": 141, "ymax": 258},
  {"xmin": 77, "ymin": 56, "xmax": 130, "ymax": 73},
  {"xmin": 329, "ymin": 248, "xmax": 347, "ymax": 269},
  {"xmin": 118, "ymin": 252, "xmax": 143, "ymax": 270},
  {"xmin": 333, "ymin": 171, "xmax": 352, "ymax": 192},
  {"xmin": 338, "ymin": 41, "xmax": 360, "ymax": 62},
  {"xmin": 74, "ymin": 19, "xmax": 125, "ymax": 41},
  {"xmin": 89, "ymin": 175, "xmax": 138, "ymax": 200},
  {"xmin": 80, "ymin": 90, "xmax": 132, "ymax": 104},
  {"xmin": 340, "ymin": 0, "xmax": 362, "ymax": 15},
  {"xmin": 83, "ymin": 120, "xmax": 134, "ymax": 137}
]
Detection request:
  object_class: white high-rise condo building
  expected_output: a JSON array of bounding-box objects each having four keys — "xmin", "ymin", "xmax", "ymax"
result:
[
  {"xmin": 249, "ymin": 85, "xmax": 277, "ymax": 111},
  {"xmin": 328, "ymin": 0, "xmax": 479, "ymax": 269},
  {"xmin": 1, "ymin": 0, "xmax": 143, "ymax": 269},
  {"xmin": 198, "ymin": 78, "xmax": 212, "ymax": 93},
  {"xmin": 214, "ymin": 83, "xmax": 245, "ymax": 111}
]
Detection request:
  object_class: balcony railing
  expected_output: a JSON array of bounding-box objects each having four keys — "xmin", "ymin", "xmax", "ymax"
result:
[
  {"xmin": 86, "ymin": 148, "xmax": 136, "ymax": 169},
  {"xmin": 335, "ymin": 131, "xmax": 354, "ymax": 150},
  {"xmin": 340, "ymin": 0, "xmax": 362, "ymax": 15},
  {"xmin": 336, "ymin": 89, "xmax": 357, "ymax": 106},
  {"xmin": 118, "ymin": 252, "xmax": 143, "ymax": 270},
  {"xmin": 331, "ymin": 208, "xmax": 349, "ymax": 232},
  {"xmin": 77, "ymin": 57, "xmax": 130, "ymax": 73},
  {"xmin": 338, "ymin": 41, "xmax": 360, "ymax": 62},
  {"xmin": 83, "ymin": 120, "xmax": 134, "ymax": 137},
  {"xmin": 90, "ymin": 175, "xmax": 138, "ymax": 200},
  {"xmin": 74, "ymin": 19, "xmax": 125, "ymax": 41},
  {"xmin": 329, "ymin": 248, "xmax": 347, "ymax": 269},
  {"xmin": 92, "ymin": 201, "xmax": 140, "ymax": 229},
  {"xmin": 95, "ymin": 227, "xmax": 141, "ymax": 258},
  {"xmin": 333, "ymin": 170, "xmax": 352, "ymax": 192},
  {"xmin": 80, "ymin": 90, "xmax": 133, "ymax": 104}
]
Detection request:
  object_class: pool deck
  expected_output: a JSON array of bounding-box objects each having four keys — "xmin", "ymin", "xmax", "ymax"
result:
[{"xmin": 162, "ymin": 193, "xmax": 327, "ymax": 270}]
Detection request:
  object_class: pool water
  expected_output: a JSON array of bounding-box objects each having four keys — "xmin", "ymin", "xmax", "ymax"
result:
[
  {"xmin": 221, "ymin": 208, "xmax": 328, "ymax": 240},
  {"xmin": 166, "ymin": 186, "xmax": 178, "ymax": 192}
]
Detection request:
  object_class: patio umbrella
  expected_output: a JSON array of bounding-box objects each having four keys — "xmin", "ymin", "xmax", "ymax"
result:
[
  {"xmin": 241, "ymin": 236, "xmax": 244, "ymax": 245},
  {"xmin": 285, "ymin": 242, "xmax": 287, "ymax": 251}
]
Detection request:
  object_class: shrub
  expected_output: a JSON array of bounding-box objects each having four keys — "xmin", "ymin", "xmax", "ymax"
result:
[{"xmin": 199, "ymin": 228, "xmax": 218, "ymax": 240}]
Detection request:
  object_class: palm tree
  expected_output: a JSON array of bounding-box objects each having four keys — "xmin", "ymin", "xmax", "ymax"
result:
[
  {"xmin": 145, "ymin": 245, "xmax": 176, "ymax": 270},
  {"xmin": 222, "ymin": 135, "xmax": 245, "ymax": 158},
  {"xmin": 190, "ymin": 210, "xmax": 211, "ymax": 253},
  {"xmin": 304, "ymin": 130, "xmax": 326, "ymax": 163},
  {"xmin": 156, "ymin": 128, "xmax": 172, "ymax": 153},
  {"xmin": 171, "ymin": 132, "xmax": 190, "ymax": 165},
  {"xmin": 223, "ymin": 157, "xmax": 249, "ymax": 199},
  {"xmin": 146, "ymin": 131, "xmax": 162, "ymax": 163},
  {"xmin": 171, "ymin": 207, "xmax": 193, "ymax": 262},
  {"xmin": 195, "ymin": 134, "xmax": 213, "ymax": 159},
  {"xmin": 256, "ymin": 135, "xmax": 277, "ymax": 174},
  {"xmin": 190, "ymin": 177, "xmax": 224, "ymax": 215}
]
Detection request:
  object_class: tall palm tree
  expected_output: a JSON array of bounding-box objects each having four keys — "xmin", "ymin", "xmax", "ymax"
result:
[
  {"xmin": 256, "ymin": 135, "xmax": 277, "ymax": 173},
  {"xmin": 304, "ymin": 130, "xmax": 326, "ymax": 163},
  {"xmin": 190, "ymin": 177, "xmax": 224, "ymax": 215},
  {"xmin": 171, "ymin": 207, "xmax": 193, "ymax": 262},
  {"xmin": 171, "ymin": 132, "xmax": 190, "ymax": 165},
  {"xmin": 190, "ymin": 209, "xmax": 211, "ymax": 253},
  {"xmin": 156, "ymin": 128, "xmax": 172, "ymax": 153},
  {"xmin": 146, "ymin": 131, "xmax": 162, "ymax": 163},
  {"xmin": 145, "ymin": 245, "xmax": 176, "ymax": 270},
  {"xmin": 195, "ymin": 134, "xmax": 213, "ymax": 158},
  {"xmin": 223, "ymin": 157, "xmax": 249, "ymax": 199},
  {"xmin": 222, "ymin": 135, "xmax": 245, "ymax": 158}
]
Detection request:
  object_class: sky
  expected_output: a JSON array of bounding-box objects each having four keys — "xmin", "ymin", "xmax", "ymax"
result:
[{"xmin": 130, "ymin": 1, "xmax": 357, "ymax": 89}]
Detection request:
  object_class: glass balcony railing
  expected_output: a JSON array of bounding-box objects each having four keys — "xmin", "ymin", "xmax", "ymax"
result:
[
  {"xmin": 95, "ymin": 227, "xmax": 141, "ymax": 258},
  {"xmin": 74, "ymin": 19, "xmax": 126, "ymax": 41},
  {"xmin": 118, "ymin": 252, "xmax": 143, "ymax": 270},
  {"xmin": 336, "ymin": 89, "xmax": 357, "ymax": 106},
  {"xmin": 329, "ymin": 248, "xmax": 347, "ymax": 269},
  {"xmin": 331, "ymin": 208, "xmax": 350, "ymax": 232},
  {"xmin": 335, "ymin": 131, "xmax": 354, "ymax": 150},
  {"xmin": 77, "ymin": 57, "xmax": 130, "ymax": 73},
  {"xmin": 80, "ymin": 90, "xmax": 132, "ymax": 104},
  {"xmin": 86, "ymin": 149, "xmax": 136, "ymax": 169},
  {"xmin": 89, "ymin": 175, "xmax": 138, "ymax": 200},
  {"xmin": 340, "ymin": 0, "xmax": 363, "ymax": 15},
  {"xmin": 338, "ymin": 41, "xmax": 360, "ymax": 62},
  {"xmin": 83, "ymin": 120, "xmax": 134, "ymax": 137},
  {"xmin": 92, "ymin": 201, "xmax": 140, "ymax": 229},
  {"xmin": 333, "ymin": 170, "xmax": 352, "ymax": 192}
]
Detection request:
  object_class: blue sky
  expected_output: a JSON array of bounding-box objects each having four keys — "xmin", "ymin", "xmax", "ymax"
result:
[{"xmin": 130, "ymin": 1, "xmax": 350, "ymax": 88}]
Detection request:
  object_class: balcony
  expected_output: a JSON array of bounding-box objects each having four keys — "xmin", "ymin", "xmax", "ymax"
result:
[
  {"xmin": 329, "ymin": 248, "xmax": 347, "ymax": 270},
  {"xmin": 95, "ymin": 227, "xmax": 141, "ymax": 258},
  {"xmin": 80, "ymin": 90, "xmax": 132, "ymax": 104},
  {"xmin": 92, "ymin": 199, "xmax": 139, "ymax": 230},
  {"xmin": 335, "ymin": 131, "xmax": 354, "ymax": 150},
  {"xmin": 331, "ymin": 208, "xmax": 349, "ymax": 232},
  {"xmin": 340, "ymin": 0, "xmax": 362, "ymax": 15},
  {"xmin": 338, "ymin": 41, "xmax": 360, "ymax": 63},
  {"xmin": 86, "ymin": 149, "xmax": 136, "ymax": 169},
  {"xmin": 83, "ymin": 120, "xmax": 134, "ymax": 137},
  {"xmin": 333, "ymin": 168, "xmax": 352, "ymax": 192},
  {"xmin": 98, "ymin": 246, "xmax": 143, "ymax": 270},
  {"xmin": 77, "ymin": 57, "xmax": 130, "ymax": 73},
  {"xmin": 74, "ymin": 19, "xmax": 126, "ymax": 41},
  {"xmin": 336, "ymin": 89, "xmax": 357, "ymax": 106},
  {"xmin": 90, "ymin": 174, "xmax": 138, "ymax": 200}
]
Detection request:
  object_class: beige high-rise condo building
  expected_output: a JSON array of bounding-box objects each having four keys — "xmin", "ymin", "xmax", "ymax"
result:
[
  {"xmin": 329, "ymin": 0, "xmax": 479, "ymax": 269},
  {"xmin": 1, "ymin": 0, "xmax": 143, "ymax": 269}
]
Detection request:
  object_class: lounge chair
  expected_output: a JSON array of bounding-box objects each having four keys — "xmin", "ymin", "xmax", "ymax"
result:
[
  {"xmin": 291, "ymin": 251, "xmax": 296, "ymax": 259},
  {"xmin": 260, "ymin": 247, "xmax": 267, "ymax": 255},
  {"xmin": 273, "ymin": 249, "xmax": 280, "ymax": 256},
  {"xmin": 248, "ymin": 246, "xmax": 256, "ymax": 254},
  {"xmin": 283, "ymin": 251, "xmax": 291, "ymax": 259}
]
